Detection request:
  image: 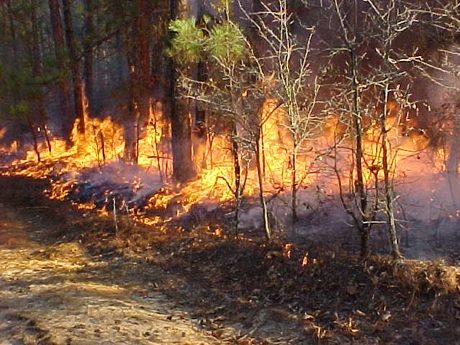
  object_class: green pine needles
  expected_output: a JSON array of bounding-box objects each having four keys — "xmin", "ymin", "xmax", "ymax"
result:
[
  {"xmin": 168, "ymin": 18, "xmax": 204, "ymax": 64},
  {"xmin": 168, "ymin": 18, "xmax": 247, "ymax": 65}
]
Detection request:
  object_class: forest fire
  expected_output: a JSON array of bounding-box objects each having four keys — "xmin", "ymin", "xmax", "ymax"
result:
[
  {"xmin": 1, "ymin": 2, "xmax": 459, "ymax": 344},
  {"xmin": 1, "ymin": 96, "xmax": 457, "ymax": 257},
  {"xmin": 0, "ymin": 0, "xmax": 457, "ymax": 260}
]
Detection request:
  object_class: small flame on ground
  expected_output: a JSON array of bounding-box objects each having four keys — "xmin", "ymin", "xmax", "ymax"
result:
[{"xmin": 301, "ymin": 253, "xmax": 309, "ymax": 267}]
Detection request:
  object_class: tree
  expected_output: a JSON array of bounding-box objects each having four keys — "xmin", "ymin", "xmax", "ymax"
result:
[
  {"xmin": 0, "ymin": 0, "xmax": 53, "ymax": 160},
  {"xmin": 324, "ymin": 0, "xmax": 377, "ymax": 258},
  {"xmin": 364, "ymin": 0, "xmax": 420, "ymax": 260},
  {"xmin": 83, "ymin": 0, "xmax": 95, "ymax": 119},
  {"xmin": 30, "ymin": 0, "xmax": 52, "ymax": 157},
  {"xmin": 121, "ymin": 0, "xmax": 153, "ymax": 164},
  {"xmin": 62, "ymin": 0, "xmax": 85, "ymax": 135},
  {"xmin": 242, "ymin": 0, "xmax": 323, "ymax": 229},
  {"xmin": 167, "ymin": 0, "xmax": 198, "ymax": 182},
  {"xmin": 169, "ymin": 16, "xmax": 273, "ymax": 237},
  {"xmin": 48, "ymin": 0, "xmax": 73, "ymax": 140},
  {"xmin": 324, "ymin": 0, "xmax": 455, "ymax": 259}
]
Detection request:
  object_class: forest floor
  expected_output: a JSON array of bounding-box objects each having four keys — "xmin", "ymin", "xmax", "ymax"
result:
[{"xmin": 0, "ymin": 174, "xmax": 459, "ymax": 344}]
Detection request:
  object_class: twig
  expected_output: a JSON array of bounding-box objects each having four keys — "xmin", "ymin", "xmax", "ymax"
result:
[
  {"xmin": 125, "ymin": 204, "xmax": 132, "ymax": 227},
  {"xmin": 113, "ymin": 197, "xmax": 118, "ymax": 233}
]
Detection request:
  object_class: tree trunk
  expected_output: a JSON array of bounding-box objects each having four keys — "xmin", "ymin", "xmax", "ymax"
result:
[
  {"xmin": 381, "ymin": 87, "xmax": 402, "ymax": 260},
  {"xmin": 193, "ymin": 59, "xmax": 208, "ymax": 172},
  {"xmin": 83, "ymin": 0, "xmax": 95, "ymax": 118},
  {"xmin": 169, "ymin": 78, "xmax": 196, "ymax": 181},
  {"xmin": 168, "ymin": 0, "xmax": 197, "ymax": 182},
  {"xmin": 291, "ymin": 140, "xmax": 298, "ymax": 228},
  {"xmin": 124, "ymin": 45, "xmax": 140, "ymax": 164},
  {"xmin": 256, "ymin": 130, "xmax": 271, "ymax": 241},
  {"xmin": 5, "ymin": 0, "xmax": 18, "ymax": 63},
  {"xmin": 350, "ymin": 48, "xmax": 371, "ymax": 259},
  {"xmin": 231, "ymin": 122, "xmax": 242, "ymax": 237},
  {"xmin": 138, "ymin": 0, "xmax": 151, "ymax": 127},
  {"xmin": 62, "ymin": 0, "xmax": 85, "ymax": 135},
  {"xmin": 48, "ymin": 0, "xmax": 73, "ymax": 141},
  {"xmin": 332, "ymin": 0, "xmax": 372, "ymax": 259},
  {"xmin": 123, "ymin": 100, "xmax": 140, "ymax": 164},
  {"xmin": 122, "ymin": 0, "xmax": 152, "ymax": 165},
  {"xmin": 31, "ymin": 0, "xmax": 50, "ymax": 153}
]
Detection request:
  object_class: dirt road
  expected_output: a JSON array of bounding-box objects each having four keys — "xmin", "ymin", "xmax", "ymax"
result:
[{"xmin": 0, "ymin": 204, "xmax": 222, "ymax": 344}]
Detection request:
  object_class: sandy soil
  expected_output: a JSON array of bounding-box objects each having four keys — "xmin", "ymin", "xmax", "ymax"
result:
[{"xmin": 0, "ymin": 183, "xmax": 224, "ymax": 344}]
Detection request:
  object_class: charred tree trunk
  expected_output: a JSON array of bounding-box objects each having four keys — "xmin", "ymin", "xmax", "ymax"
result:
[
  {"xmin": 62, "ymin": 0, "xmax": 85, "ymax": 135},
  {"xmin": 122, "ymin": 0, "xmax": 151, "ymax": 165},
  {"xmin": 26, "ymin": 115, "xmax": 40, "ymax": 162},
  {"xmin": 124, "ymin": 44, "xmax": 140, "ymax": 164},
  {"xmin": 168, "ymin": 0, "xmax": 197, "ymax": 182},
  {"xmin": 192, "ymin": 59, "xmax": 208, "ymax": 172},
  {"xmin": 138, "ymin": 0, "xmax": 151, "ymax": 129},
  {"xmin": 31, "ymin": 0, "xmax": 50, "ymax": 153},
  {"xmin": 123, "ymin": 101, "xmax": 140, "ymax": 164},
  {"xmin": 169, "ymin": 81, "xmax": 196, "ymax": 182},
  {"xmin": 231, "ymin": 122, "xmax": 243, "ymax": 237},
  {"xmin": 83, "ymin": 0, "xmax": 95, "ymax": 118},
  {"xmin": 48, "ymin": 0, "xmax": 73, "ymax": 141}
]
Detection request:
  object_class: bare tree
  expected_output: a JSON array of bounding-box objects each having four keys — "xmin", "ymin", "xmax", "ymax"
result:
[
  {"xmin": 364, "ymin": 0, "xmax": 422, "ymax": 259},
  {"xmin": 241, "ymin": 0, "xmax": 323, "ymax": 229},
  {"xmin": 327, "ymin": 0, "xmax": 378, "ymax": 258},
  {"xmin": 326, "ymin": 0, "xmax": 426, "ymax": 259},
  {"xmin": 325, "ymin": 0, "xmax": 454, "ymax": 259}
]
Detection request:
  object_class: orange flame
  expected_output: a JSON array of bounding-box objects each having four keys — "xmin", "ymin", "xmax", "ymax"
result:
[{"xmin": 2, "ymin": 97, "xmax": 454, "ymax": 229}]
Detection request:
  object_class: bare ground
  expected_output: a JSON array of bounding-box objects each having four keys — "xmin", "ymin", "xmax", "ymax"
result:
[
  {"xmin": 0, "ymin": 175, "xmax": 459, "ymax": 344},
  {"xmin": 0, "ymin": 179, "xmax": 226, "ymax": 344}
]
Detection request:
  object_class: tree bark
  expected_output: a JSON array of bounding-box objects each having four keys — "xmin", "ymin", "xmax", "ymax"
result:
[
  {"xmin": 124, "ymin": 40, "xmax": 140, "ymax": 164},
  {"xmin": 62, "ymin": 0, "xmax": 85, "ymax": 135},
  {"xmin": 349, "ymin": 45, "xmax": 371, "ymax": 259},
  {"xmin": 122, "ymin": 0, "xmax": 152, "ymax": 165},
  {"xmin": 138, "ymin": 0, "xmax": 151, "ymax": 125},
  {"xmin": 48, "ymin": 0, "xmax": 73, "ymax": 141},
  {"xmin": 381, "ymin": 85, "xmax": 402, "ymax": 260},
  {"xmin": 168, "ymin": 0, "xmax": 197, "ymax": 182},
  {"xmin": 83, "ymin": 0, "xmax": 95, "ymax": 118},
  {"xmin": 31, "ymin": 0, "xmax": 50, "ymax": 154},
  {"xmin": 169, "ymin": 77, "xmax": 196, "ymax": 181},
  {"xmin": 231, "ymin": 123, "xmax": 242, "ymax": 237}
]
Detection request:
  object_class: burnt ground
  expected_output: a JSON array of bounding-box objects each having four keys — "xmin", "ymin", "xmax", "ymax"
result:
[{"xmin": 0, "ymin": 174, "xmax": 459, "ymax": 344}]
